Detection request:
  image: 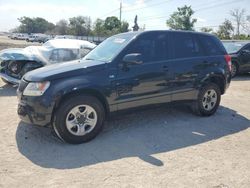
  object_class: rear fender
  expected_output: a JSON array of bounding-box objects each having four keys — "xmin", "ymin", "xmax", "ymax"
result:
[{"xmin": 198, "ymin": 69, "xmax": 227, "ymax": 94}]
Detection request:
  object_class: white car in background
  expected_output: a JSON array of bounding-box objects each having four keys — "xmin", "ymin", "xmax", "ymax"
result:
[{"xmin": 0, "ymin": 39, "xmax": 96, "ymax": 84}]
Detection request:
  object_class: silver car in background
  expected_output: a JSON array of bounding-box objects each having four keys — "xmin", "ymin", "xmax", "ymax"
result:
[{"xmin": 0, "ymin": 39, "xmax": 96, "ymax": 84}]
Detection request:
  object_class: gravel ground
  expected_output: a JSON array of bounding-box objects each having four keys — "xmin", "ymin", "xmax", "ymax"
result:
[
  {"xmin": 0, "ymin": 36, "xmax": 41, "ymax": 50},
  {"xmin": 0, "ymin": 37, "xmax": 250, "ymax": 187}
]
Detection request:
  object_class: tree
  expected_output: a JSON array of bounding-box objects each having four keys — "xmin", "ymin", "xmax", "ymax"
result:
[
  {"xmin": 93, "ymin": 19, "xmax": 105, "ymax": 36},
  {"xmin": 200, "ymin": 27, "xmax": 213, "ymax": 33},
  {"xmin": 55, "ymin": 19, "xmax": 69, "ymax": 35},
  {"xmin": 243, "ymin": 15, "xmax": 250, "ymax": 34},
  {"xmin": 166, "ymin": 5, "xmax": 197, "ymax": 30},
  {"xmin": 69, "ymin": 16, "xmax": 91, "ymax": 36},
  {"xmin": 93, "ymin": 18, "xmax": 128, "ymax": 36},
  {"xmin": 230, "ymin": 8, "xmax": 245, "ymax": 37},
  {"xmin": 216, "ymin": 19, "xmax": 234, "ymax": 39},
  {"xmin": 120, "ymin": 21, "xmax": 129, "ymax": 33},
  {"xmin": 104, "ymin": 16, "xmax": 121, "ymax": 31},
  {"xmin": 17, "ymin": 17, "xmax": 55, "ymax": 33}
]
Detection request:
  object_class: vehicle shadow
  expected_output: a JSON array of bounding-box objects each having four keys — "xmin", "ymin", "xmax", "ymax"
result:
[
  {"xmin": 16, "ymin": 105, "xmax": 250, "ymax": 169},
  {"xmin": 232, "ymin": 73, "xmax": 250, "ymax": 81},
  {"xmin": 0, "ymin": 83, "xmax": 17, "ymax": 96}
]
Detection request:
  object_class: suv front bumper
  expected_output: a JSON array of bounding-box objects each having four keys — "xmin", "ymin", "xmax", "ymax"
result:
[{"xmin": 17, "ymin": 92, "xmax": 53, "ymax": 127}]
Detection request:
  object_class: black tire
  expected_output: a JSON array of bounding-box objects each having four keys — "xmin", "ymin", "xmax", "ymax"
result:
[
  {"xmin": 53, "ymin": 95, "xmax": 105, "ymax": 144},
  {"xmin": 1, "ymin": 78, "xmax": 11, "ymax": 85},
  {"xmin": 192, "ymin": 83, "xmax": 221, "ymax": 116},
  {"xmin": 231, "ymin": 62, "xmax": 238, "ymax": 78}
]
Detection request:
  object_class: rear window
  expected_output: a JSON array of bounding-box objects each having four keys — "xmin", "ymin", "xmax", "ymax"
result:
[
  {"xmin": 198, "ymin": 35, "xmax": 226, "ymax": 56},
  {"xmin": 172, "ymin": 32, "xmax": 204, "ymax": 59}
]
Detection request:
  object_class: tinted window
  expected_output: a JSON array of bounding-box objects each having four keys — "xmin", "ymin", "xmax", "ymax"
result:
[
  {"xmin": 172, "ymin": 33, "xmax": 204, "ymax": 59},
  {"xmin": 244, "ymin": 44, "xmax": 250, "ymax": 51},
  {"xmin": 198, "ymin": 35, "xmax": 225, "ymax": 55},
  {"xmin": 126, "ymin": 33, "xmax": 169, "ymax": 63}
]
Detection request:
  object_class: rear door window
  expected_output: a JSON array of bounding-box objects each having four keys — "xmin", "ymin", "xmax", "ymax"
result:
[{"xmin": 172, "ymin": 32, "xmax": 204, "ymax": 59}]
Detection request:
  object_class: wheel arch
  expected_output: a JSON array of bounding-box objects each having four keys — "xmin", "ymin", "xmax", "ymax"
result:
[
  {"xmin": 202, "ymin": 75, "xmax": 226, "ymax": 95},
  {"xmin": 52, "ymin": 88, "xmax": 110, "ymax": 123}
]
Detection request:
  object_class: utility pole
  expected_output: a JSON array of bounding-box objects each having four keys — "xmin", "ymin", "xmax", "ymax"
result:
[{"xmin": 119, "ymin": 1, "xmax": 122, "ymax": 22}]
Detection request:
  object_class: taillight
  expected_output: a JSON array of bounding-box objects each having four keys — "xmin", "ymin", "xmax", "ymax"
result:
[{"xmin": 224, "ymin": 54, "xmax": 232, "ymax": 72}]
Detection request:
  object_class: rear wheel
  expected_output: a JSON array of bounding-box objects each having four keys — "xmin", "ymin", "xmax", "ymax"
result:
[
  {"xmin": 192, "ymin": 83, "xmax": 221, "ymax": 116},
  {"xmin": 53, "ymin": 95, "xmax": 105, "ymax": 144}
]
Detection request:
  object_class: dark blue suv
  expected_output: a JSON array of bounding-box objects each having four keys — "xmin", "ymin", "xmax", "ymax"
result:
[{"xmin": 17, "ymin": 31, "xmax": 231, "ymax": 144}]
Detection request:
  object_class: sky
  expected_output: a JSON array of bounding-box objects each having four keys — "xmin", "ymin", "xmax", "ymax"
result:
[{"xmin": 0, "ymin": 0, "xmax": 249, "ymax": 32}]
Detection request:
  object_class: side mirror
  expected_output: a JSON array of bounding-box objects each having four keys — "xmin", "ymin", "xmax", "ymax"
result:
[{"xmin": 122, "ymin": 53, "xmax": 143, "ymax": 65}]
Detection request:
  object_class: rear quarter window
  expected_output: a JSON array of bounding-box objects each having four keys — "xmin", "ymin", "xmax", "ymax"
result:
[{"xmin": 198, "ymin": 35, "xmax": 226, "ymax": 56}]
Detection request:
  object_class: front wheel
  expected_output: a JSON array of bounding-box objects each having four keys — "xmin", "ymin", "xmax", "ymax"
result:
[
  {"xmin": 53, "ymin": 95, "xmax": 105, "ymax": 144},
  {"xmin": 192, "ymin": 83, "xmax": 221, "ymax": 116}
]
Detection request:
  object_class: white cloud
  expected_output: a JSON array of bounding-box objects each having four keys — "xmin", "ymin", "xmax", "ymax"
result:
[
  {"xmin": 196, "ymin": 17, "xmax": 207, "ymax": 23},
  {"xmin": 0, "ymin": 4, "xmax": 88, "ymax": 14},
  {"xmin": 122, "ymin": 0, "xmax": 146, "ymax": 12}
]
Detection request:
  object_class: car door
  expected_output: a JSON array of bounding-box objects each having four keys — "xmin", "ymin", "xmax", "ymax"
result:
[
  {"xmin": 239, "ymin": 44, "xmax": 250, "ymax": 71},
  {"xmin": 113, "ymin": 32, "xmax": 172, "ymax": 110},
  {"xmin": 166, "ymin": 32, "xmax": 206, "ymax": 101}
]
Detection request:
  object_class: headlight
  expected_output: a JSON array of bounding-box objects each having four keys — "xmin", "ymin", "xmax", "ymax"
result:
[{"xmin": 23, "ymin": 81, "xmax": 50, "ymax": 96}]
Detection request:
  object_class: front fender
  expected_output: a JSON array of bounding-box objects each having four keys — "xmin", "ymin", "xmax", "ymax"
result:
[{"xmin": 47, "ymin": 75, "xmax": 112, "ymax": 120}]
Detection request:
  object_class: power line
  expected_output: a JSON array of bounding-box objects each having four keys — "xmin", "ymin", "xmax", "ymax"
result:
[
  {"xmin": 195, "ymin": 0, "xmax": 244, "ymax": 12},
  {"xmin": 123, "ymin": 0, "xmax": 173, "ymax": 13},
  {"xmin": 124, "ymin": 0, "xmax": 223, "ymax": 22},
  {"xmin": 98, "ymin": 0, "xmax": 156, "ymax": 19},
  {"xmin": 99, "ymin": 8, "xmax": 120, "ymax": 18},
  {"xmin": 127, "ymin": 0, "xmax": 243, "ymax": 26}
]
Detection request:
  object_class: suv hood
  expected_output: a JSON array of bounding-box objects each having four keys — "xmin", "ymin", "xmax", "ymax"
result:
[
  {"xmin": 0, "ymin": 46, "xmax": 48, "ymax": 64},
  {"xmin": 23, "ymin": 59, "xmax": 106, "ymax": 82}
]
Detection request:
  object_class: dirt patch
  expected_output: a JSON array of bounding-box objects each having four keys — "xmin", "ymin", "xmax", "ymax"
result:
[{"xmin": 0, "ymin": 36, "xmax": 41, "ymax": 50}]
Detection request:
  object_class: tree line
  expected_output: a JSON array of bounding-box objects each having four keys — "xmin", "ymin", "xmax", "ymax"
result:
[
  {"xmin": 166, "ymin": 5, "xmax": 250, "ymax": 40},
  {"xmin": 12, "ymin": 16, "xmax": 129, "ymax": 37},
  {"xmin": 12, "ymin": 5, "xmax": 250, "ymax": 40}
]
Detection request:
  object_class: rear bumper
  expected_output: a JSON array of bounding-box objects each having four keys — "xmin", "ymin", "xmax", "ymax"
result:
[{"xmin": 0, "ymin": 73, "xmax": 20, "ymax": 84}]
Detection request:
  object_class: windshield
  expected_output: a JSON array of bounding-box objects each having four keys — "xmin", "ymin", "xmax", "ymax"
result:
[
  {"xmin": 84, "ymin": 33, "xmax": 137, "ymax": 62},
  {"xmin": 223, "ymin": 42, "xmax": 246, "ymax": 53}
]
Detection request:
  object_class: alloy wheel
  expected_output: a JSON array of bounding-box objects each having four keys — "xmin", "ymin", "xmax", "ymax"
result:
[{"xmin": 66, "ymin": 105, "xmax": 97, "ymax": 136}]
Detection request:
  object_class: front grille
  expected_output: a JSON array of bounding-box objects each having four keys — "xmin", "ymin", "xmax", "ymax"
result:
[{"xmin": 18, "ymin": 79, "xmax": 29, "ymax": 92}]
